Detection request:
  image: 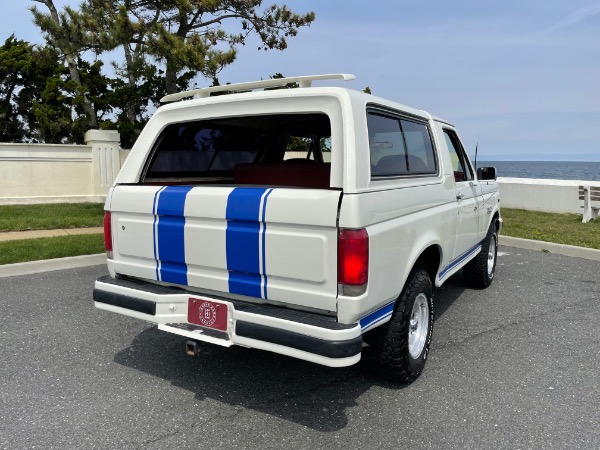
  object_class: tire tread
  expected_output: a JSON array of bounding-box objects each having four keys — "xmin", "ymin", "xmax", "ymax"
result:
[
  {"xmin": 464, "ymin": 224, "xmax": 497, "ymax": 289},
  {"xmin": 366, "ymin": 269, "xmax": 434, "ymax": 383}
]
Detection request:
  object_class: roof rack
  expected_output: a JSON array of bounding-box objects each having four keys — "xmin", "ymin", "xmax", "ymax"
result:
[{"xmin": 160, "ymin": 73, "xmax": 356, "ymax": 103}]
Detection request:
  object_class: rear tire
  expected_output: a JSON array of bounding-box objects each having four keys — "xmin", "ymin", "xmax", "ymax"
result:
[
  {"xmin": 464, "ymin": 223, "xmax": 498, "ymax": 289},
  {"xmin": 364, "ymin": 268, "xmax": 434, "ymax": 383}
]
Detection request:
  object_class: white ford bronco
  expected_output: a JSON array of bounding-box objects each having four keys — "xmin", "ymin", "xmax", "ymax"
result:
[{"xmin": 94, "ymin": 74, "xmax": 501, "ymax": 382}]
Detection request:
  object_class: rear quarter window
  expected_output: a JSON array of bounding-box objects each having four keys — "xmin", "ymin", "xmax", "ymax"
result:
[{"xmin": 367, "ymin": 111, "xmax": 437, "ymax": 178}]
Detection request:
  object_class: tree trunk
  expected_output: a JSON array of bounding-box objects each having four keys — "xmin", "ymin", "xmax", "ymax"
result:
[
  {"xmin": 165, "ymin": 59, "xmax": 178, "ymax": 95},
  {"xmin": 64, "ymin": 57, "xmax": 99, "ymax": 129},
  {"xmin": 164, "ymin": 14, "xmax": 190, "ymax": 95},
  {"xmin": 122, "ymin": 43, "xmax": 137, "ymax": 124},
  {"xmin": 36, "ymin": 0, "xmax": 98, "ymax": 129}
]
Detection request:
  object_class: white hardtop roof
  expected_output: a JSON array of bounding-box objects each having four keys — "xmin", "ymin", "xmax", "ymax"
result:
[{"xmin": 158, "ymin": 73, "xmax": 450, "ymax": 124}]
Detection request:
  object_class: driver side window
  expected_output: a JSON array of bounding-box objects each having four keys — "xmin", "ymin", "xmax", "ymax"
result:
[{"xmin": 443, "ymin": 130, "xmax": 473, "ymax": 182}]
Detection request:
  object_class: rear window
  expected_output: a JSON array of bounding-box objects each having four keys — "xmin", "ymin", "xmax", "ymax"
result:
[
  {"xmin": 142, "ymin": 114, "xmax": 332, "ymax": 187},
  {"xmin": 367, "ymin": 111, "xmax": 437, "ymax": 178}
]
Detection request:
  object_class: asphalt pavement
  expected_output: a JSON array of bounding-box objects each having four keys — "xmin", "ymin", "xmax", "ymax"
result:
[{"xmin": 1, "ymin": 247, "xmax": 598, "ymax": 449}]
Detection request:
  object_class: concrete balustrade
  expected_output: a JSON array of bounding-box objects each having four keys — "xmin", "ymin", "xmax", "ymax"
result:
[
  {"xmin": 0, "ymin": 130, "xmax": 129, "ymax": 205},
  {"xmin": 0, "ymin": 135, "xmax": 598, "ymax": 215},
  {"xmin": 496, "ymin": 177, "xmax": 593, "ymax": 214},
  {"xmin": 85, "ymin": 130, "xmax": 121, "ymax": 198}
]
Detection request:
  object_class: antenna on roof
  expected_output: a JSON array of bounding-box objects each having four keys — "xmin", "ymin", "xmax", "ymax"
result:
[
  {"xmin": 474, "ymin": 143, "xmax": 479, "ymax": 172},
  {"xmin": 160, "ymin": 73, "xmax": 356, "ymax": 103}
]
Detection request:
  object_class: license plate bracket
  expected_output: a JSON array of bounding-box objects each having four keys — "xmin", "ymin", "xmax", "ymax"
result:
[{"xmin": 187, "ymin": 298, "xmax": 229, "ymax": 332}]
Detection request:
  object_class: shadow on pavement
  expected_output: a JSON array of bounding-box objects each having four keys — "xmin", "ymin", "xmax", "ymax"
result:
[
  {"xmin": 113, "ymin": 272, "xmax": 472, "ymax": 431},
  {"xmin": 434, "ymin": 271, "xmax": 468, "ymax": 320},
  {"xmin": 114, "ymin": 327, "xmax": 410, "ymax": 432}
]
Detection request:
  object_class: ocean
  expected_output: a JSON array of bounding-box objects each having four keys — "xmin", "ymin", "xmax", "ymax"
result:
[{"xmin": 478, "ymin": 161, "xmax": 600, "ymax": 182}]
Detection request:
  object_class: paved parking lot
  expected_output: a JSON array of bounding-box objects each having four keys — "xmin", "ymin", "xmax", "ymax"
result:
[{"xmin": 1, "ymin": 247, "xmax": 598, "ymax": 449}]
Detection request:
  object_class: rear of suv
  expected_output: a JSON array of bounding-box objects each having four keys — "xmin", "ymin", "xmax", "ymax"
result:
[{"xmin": 94, "ymin": 74, "xmax": 501, "ymax": 382}]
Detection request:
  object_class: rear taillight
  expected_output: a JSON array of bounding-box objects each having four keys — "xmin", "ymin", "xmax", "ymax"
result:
[
  {"xmin": 103, "ymin": 211, "xmax": 113, "ymax": 259},
  {"xmin": 338, "ymin": 228, "xmax": 368, "ymax": 296}
]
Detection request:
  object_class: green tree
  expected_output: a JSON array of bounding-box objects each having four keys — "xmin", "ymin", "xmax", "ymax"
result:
[
  {"xmin": 27, "ymin": 58, "xmax": 113, "ymax": 144},
  {"xmin": 0, "ymin": 36, "xmax": 32, "ymax": 141},
  {"xmin": 31, "ymin": 70, "xmax": 74, "ymax": 143},
  {"xmin": 29, "ymin": 1, "xmax": 316, "ymax": 146},
  {"xmin": 0, "ymin": 35, "xmax": 114, "ymax": 144},
  {"xmin": 0, "ymin": 35, "xmax": 70, "ymax": 143},
  {"xmin": 63, "ymin": 59, "xmax": 113, "ymax": 143},
  {"xmin": 31, "ymin": 0, "xmax": 100, "ymax": 130},
  {"xmin": 78, "ymin": 0, "xmax": 316, "ymax": 94},
  {"xmin": 63, "ymin": 0, "xmax": 315, "ymax": 144}
]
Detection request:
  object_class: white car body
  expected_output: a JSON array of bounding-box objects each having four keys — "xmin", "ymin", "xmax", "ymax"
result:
[{"xmin": 94, "ymin": 74, "xmax": 501, "ymax": 369}]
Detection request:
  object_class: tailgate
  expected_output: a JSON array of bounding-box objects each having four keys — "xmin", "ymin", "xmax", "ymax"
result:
[{"xmin": 108, "ymin": 185, "xmax": 341, "ymax": 312}]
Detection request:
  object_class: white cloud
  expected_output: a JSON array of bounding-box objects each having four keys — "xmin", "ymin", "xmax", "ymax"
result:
[{"xmin": 549, "ymin": 4, "xmax": 600, "ymax": 31}]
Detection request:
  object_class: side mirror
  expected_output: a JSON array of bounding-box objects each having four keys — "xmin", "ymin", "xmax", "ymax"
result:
[{"xmin": 477, "ymin": 166, "xmax": 496, "ymax": 181}]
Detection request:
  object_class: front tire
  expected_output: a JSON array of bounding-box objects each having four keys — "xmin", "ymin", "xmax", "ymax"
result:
[
  {"xmin": 364, "ymin": 269, "xmax": 434, "ymax": 383},
  {"xmin": 464, "ymin": 223, "xmax": 498, "ymax": 289}
]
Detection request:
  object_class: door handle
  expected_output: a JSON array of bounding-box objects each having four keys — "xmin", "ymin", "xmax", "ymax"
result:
[{"xmin": 456, "ymin": 192, "xmax": 464, "ymax": 200}]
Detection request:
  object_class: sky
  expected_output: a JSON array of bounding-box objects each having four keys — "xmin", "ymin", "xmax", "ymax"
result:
[{"xmin": 4, "ymin": 0, "xmax": 600, "ymax": 161}]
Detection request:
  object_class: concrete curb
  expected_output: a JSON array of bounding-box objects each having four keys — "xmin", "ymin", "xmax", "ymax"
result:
[
  {"xmin": 1, "ymin": 237, "xmax": 597, "ymax": 278},
  {"xmin": 499, "ymin": 236, "xmax": 600, "ymax": 261},
  {"xmin": 0, "ymin": 254, "xmax": 106, "ymax": 278}
]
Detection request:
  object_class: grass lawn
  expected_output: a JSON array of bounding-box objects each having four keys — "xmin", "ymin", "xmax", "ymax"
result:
[
  {"xmin": 1, "ymin": 204, "xmax": 598, "ymax": 265},
  {"xmin": 0, "ymin": 234, "xmax": 105, "ymax": 265},
  {"xmin": 0, "ymin": 203, "xmax": 104, "ymax": 232},
  {"xmin": 501, "ymin": 208, "xmax": 600, "ymax": 250}
]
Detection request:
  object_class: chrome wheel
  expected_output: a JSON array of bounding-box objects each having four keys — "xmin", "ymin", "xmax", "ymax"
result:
[
  {"xmin": 408, "ymin": 293, "xmax": 430, "ymax": 359},
  {"xmin": 487, "ymin": 234, "xmax": 497, "ymax": 278}
]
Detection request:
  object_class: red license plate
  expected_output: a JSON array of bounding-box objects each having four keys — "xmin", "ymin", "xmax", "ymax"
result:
[{"xmin": 187, "ymin": 298, "xmax": 229, "ymax": 331}]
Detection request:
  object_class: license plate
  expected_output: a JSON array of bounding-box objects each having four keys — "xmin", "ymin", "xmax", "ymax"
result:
[{"xmin": 187, "ymin": 298, "xmax": 229, "ymax": 331}]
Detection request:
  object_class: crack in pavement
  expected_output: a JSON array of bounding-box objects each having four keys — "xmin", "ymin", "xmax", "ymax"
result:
[
  {"xmin": 251, "ymin": 372, "xmax": 358, "ymax": 408},
  {"xmin": 138, "ymin": 406, "xmax": 245, "ymax": 448},
  {"xmin": 437, "ymin": 295, "xmax": 597, "ymax": 349},
  {"xmin": 138, "ymin": 430, "xmax": 182, "ymax": 448}
]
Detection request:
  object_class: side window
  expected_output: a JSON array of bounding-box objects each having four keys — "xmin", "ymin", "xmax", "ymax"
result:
[
  {"xmin": 443, "ymin": 129, "xmax": 473, "ymax": 182},
  {"xmin": 368, "ymin": 114, "xmax": 407, "ymax": 176},
  {"xmin": 400, "ymin": 119, "xmax": 437, "ymax": 174},
  {"xmin": 368, "ymin": 112, "xmax": 437, "ymax": 178}
]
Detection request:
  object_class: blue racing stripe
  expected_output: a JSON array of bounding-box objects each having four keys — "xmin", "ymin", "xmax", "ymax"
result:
[
  {"xmin": 155, "ymin": 186, "xmax": 193, "ymax": 285},
  {"xmin": 261, "ymin": 189, "xmax": 274, "ymax": 299},
  {"xmin": 359, "ymin": 301, "xmax": 395, "ymax": 331},
  {"xmin": 226, "ymin": 221, "xmax": 261, "ymax": 274},
  {"xmin": 159, "ymin": 261, "xmax": 188, "ymax": 285},
  {"xmin": 226, "ymin": 188, "xmax": 267, "ymax": 298},
  {"xmin": 152, "ymin": 187, "xmax": 166, "ymax": 281},
  {"xmin": 229, "ymin": 272, "xmax": 263, "ymax": 298},
  {"xmin": 438, "ymin": 241, "xmax": 482, "ymax": 280}
]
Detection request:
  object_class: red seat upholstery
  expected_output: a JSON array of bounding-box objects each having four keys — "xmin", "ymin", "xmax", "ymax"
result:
[{"xmin": 234, "ymin": 162, "xmax": 331, "ymax": 189}]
